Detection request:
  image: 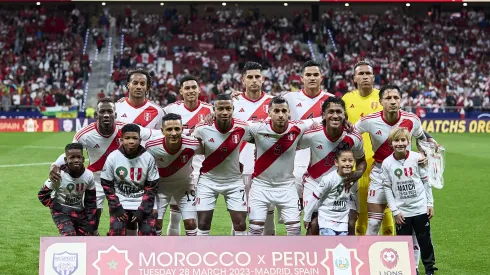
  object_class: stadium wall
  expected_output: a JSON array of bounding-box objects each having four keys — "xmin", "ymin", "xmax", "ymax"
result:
[{"xmin": 1, "ymin": 117, "xmax": 489, "ymax": 133}]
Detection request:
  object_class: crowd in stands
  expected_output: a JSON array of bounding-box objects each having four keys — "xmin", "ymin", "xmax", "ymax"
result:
[
  {"xmin": 0, "ymin": 6, "xmax": 92, "ymax": 112},
  {"xmin": 107, "ymin": 5, "xmax": 489, "ymax": 113},
  {"xmin": 1, "ymin": 4, "xmax": 489, "ymax": 113}
]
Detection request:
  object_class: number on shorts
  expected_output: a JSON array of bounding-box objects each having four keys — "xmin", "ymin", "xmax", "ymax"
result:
[
  {"xmin": 185, "ymin": 190, "xmax": 196, "ymax": 202},
  {"xmin": 240, "ymin": 189, "xmax": 245, "ymax": 201}
]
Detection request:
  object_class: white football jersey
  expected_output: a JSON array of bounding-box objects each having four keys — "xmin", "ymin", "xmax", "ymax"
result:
[
  {"xmin": 100, "ymin": 147, "xmax": 160, "ymax": 210},
  {"xmin": 284, "ymin": 90, "xmax": 334, "ymax": 167},
  {"xmin": 354, "ymin": 110, "xmax": 425, "ymax": 165},
  {"xmin": 233, "ymin": 92, "xmax": 272, "ymax": 174},
  {"xmin": 44, "ymin": 168, "xmax": 96, "ymax": 209},
  {"xmin": 193, "ymin": 118, "xmax": 249, "ymax": 183},
  {"xmin": 164, "ymin": 100, "xmax": 213, "ymax": 176},
  {"xmin": 57, "ymin": 122, "xmax": 154, "ymax": 174},
  {"xmin": 382, "ymin": 151, "xmax": 434, "ymax": 217},
  {"xmin": 299, "ymin": 126, "xmax": 364, "ymax": 183},
  {"xmin": 304, "ymin": 171, "xmax": 352, "ymax": 231},
  {"xmin": 145, "ymin": 136, "xmax": 203, "ymax": 183},
  {"xmin": 245, "ymin": 120, "xmax": 311, "ymax": 188},
  {"xmin": 115, "ymin": 98, "xmax": 166, "ymax": 130}
]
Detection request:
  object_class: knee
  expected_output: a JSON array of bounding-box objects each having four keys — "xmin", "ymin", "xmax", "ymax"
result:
[
  {"xmin": 183, "ymin": 219, "xmax": 197, "ymax": 230},
  {"xmin": 198, "ymin": 218, "xmax": 211, "ymax": 231},
  {"xmin": 233, "ymin": 220, "xmax": 247, "ymax": 231}
]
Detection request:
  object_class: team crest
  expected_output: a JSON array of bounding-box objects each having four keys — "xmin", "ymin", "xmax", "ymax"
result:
[
  {"xmin": 116, "ymin": 166, "xmax": 128, "ymax": 180},
  {"xmin": 287, "ymin": 133, "xmax": 295, "ymax": 141},
  {"xmin": 181, "ymin": 155, "xmax": 189, "ymax": 163},
  {"xmin": 394, "ymin": 168, "xmax": 403, "ymax": 179},
  {"xmin": 198, "ymin": 114, "xmax": 205, "ymax": 122},
  {"xmin": 144, "ymin": 112, "xmax": 152, "ymax": 122},
  {"xmin": 52, "ymin": 251, "xmax": 78, "ymax": 275},
  {"xmin": 263, "ymin": 105, "xmax": 269, "ymax": 113},
  {"xmin": 404, "ymin": 167, "xmax": 413, "ymax": 177},
  {"xmin": 116, "ymin": 138, "xmax": 122, "ymax": 146},
  {"xmin": 334, "ymin": 257, "xmax": 350, "ymax": 270},
  {"xmin": 232, "ymin": 134, "xmax": 240, "ymax": 144},
  {"xmin": 130, "ymin": 167, "xmax": 143, "ymax": 181},
  {"xmin": 371, "ymin": 102, "xmax": 379, "ymax": 110}
]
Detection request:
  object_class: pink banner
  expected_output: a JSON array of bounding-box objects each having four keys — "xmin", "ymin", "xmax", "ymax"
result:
[{"xmin": 40, "ymin": 236, "xmax": 416, "ymax": 275}]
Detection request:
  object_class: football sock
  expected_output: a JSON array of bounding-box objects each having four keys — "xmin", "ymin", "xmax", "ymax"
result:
[
  {"xmin": 167, "ymin": 210, "xmax": 181, "ymax": 236},
  {"xmin": 264, "ymin": 210, "xmax": 276, "ymax": 235},
  {"xmin": 248, "ymin": 224, "xmax": 264, "ymax": 236},
  {"xmin": 186, "ymin": 229, "xmax": 197, "ymax": 236},
  {"xmin": 197, "ymin": 229, "xmax": 210, "ymax": 236},
  {"xmin": 285, "ymin": 223, "xmax": 301, "ymax": 236},
  {"xmin": 367, "ymin": 212, "xmax": 384, "ymax": 235}
]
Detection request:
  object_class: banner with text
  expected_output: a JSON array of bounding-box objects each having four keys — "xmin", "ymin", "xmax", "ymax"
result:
[
  {"xmin": 0, "ymin": 119, "xmax": 59, "ymax": 132},
  {"xmin": 421, "ymin": 119, "xmax": 490, "ymax": 133},
  {"xmin": 58, "ymin": 118, "xmax": 97, "ymax": 132},
  {"xmin": 40, "ymin": 236, "xmax": 415, "ymax": 275}
]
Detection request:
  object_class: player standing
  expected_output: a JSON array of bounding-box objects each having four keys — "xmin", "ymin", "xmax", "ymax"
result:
[
  {"xmin": 382, "ymin": 127, "xmax": 437, "ymax": 275},
  {"xmin": 193, "ymin": 93, "xmax": 249, "ymax": 236},
  {"xmin": 49, "ymin": 98, "xmax": 154, "ymax": 235},
  {"xmin": 100, "ymin": 124, "xmax": 160, "ymax": 236},
  {"xmin": 145, "ymin": 113, "xmax": 203, "ymax": 236},
  {"xmin": 232, "ymin": 62, "xmax": 276, "ymax": 235},
  {"xmin": 39, "ymin": 143, "xmax": 97, "ymax": 236},
  {"xmin": 163, "ymin": 75, "xmax": 213, "ymax": 235},
  {"xmin": 245, "ymin": 96, "xmax": 320, "ymax": 236},
  {"xmin": 354, "ymin": 84, "xmax": 426, "ymax": 236},
  {"xmin": 284, "ymin": 60, "xmax": 334, "ymax": 209},
  {"xmin": 298, "ymin": 97, "xmax": 366, "ymax": 235}
]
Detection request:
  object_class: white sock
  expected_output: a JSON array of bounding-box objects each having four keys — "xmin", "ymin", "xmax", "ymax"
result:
[
  {"xmin": 413, "ymin": 232, "xmax": 421, "ymax": 269},
  {"xmin": 264, "ymin": 210, "xmax": 276, "ymax": 235},
  {"xmin": 186, "ymin": 229, "xmax": 197, "ymax": 236},
  {"xmin": 167, "ymin": 210, "xmax": 181, "ymax": 236},
  {"xmin": 248, "ymin": 224, "xmax": 264, "ymax": 236},
  {"xmin": 197, "ymin": 229, "xmax": 210, "ymax": 236},
  {"xmin": 126, "ymin": 229, "xmax": 137, "ymax": 236},
  {"xmin": 156, "ymin": 229, "xmax": 162, "ymax": 236},
  {"xmin": 231, "ymin": 222, "xmax": 235, "ymax": 235},
  {"xmin": 285, "ymin": 223, "xmax": 301, "ymax": 236},
  {"xmin": 234, "ymin": 231, "xmax": 247, "ymax": 236},
  {"xmin": 367, "ymin": 212, "xmax": 384, "ymax": 235}
]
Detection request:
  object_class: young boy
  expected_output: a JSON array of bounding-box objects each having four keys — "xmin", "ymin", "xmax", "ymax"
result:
[
  {"xmin": 38, "ymin": 143, "xmax": 97, "ymax": 236},
  {"xmin": 382, "ymin": 127, "xmax": 437, "ymax": 275},
  {"xmin": 303, "ymin": 148, "xmax": 359, "ymax": 236},
  {"xmin": 100, "ymin": 123, "xmax": 160, "ymax": 236}
]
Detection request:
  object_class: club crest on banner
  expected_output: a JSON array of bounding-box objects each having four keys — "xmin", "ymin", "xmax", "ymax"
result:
[
  {"xmin": 380, "ymin": 248, "xmax": 399, "ymax": 269},
  {"xmin": 52, "ymin": 252, "xmax": 78, "ymax": 275}
]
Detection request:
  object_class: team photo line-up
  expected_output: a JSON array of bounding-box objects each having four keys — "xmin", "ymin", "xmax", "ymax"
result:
[{"xmin": 39, "ymin": 60, "xmax": 441, "ymax": 274}]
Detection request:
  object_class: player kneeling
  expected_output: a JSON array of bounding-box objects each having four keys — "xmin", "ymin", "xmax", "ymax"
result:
[
  {"xmin": 382, "ymin": 127, "xmax": 437, "ymax": 275},
  {"xmin": 38, "ymin": 143, "xmax": 97, "ymax": 236},
  {"xmin": 101, "ymin": 124, "xmax": 160, "ymax": 236},
  {"xmin": 303, "ymin": 148, "xmax": 359, "ymax": 236}
]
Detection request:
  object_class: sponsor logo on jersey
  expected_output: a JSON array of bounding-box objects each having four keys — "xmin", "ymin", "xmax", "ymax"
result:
[
  {"xmin": 376, "ymin": 130, "xmax": 382, "ymax": 135},
  {"xmin": 121, "ymin": 113, "xmax": 127, "ymax": 118},
  {"xmin": 239, "ymin": 108, "xmax": 245, "ymax": 112}
]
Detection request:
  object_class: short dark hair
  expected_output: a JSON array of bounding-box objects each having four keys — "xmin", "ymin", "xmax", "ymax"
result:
[
  {"xmin": 302, "ymin": 60, "xmax": 321, "ymax": 73},
  {"xmin": 335, "ymin": 147, "xmax": 354, "ymax": 160},
  {"xmin": 268, "ymin": 96, "xmax": 289, "ymax": 109},
  {"xmin": 98, "ymin": 97, "xmax": 114, "ymax": 105},
  {"xmin": 121, "ymin": 123, "xmax": 141, "ymax": 136},
  {"xmin": 65, "ymin": 143, "xmax": 83, "ymax": 154},
  {"xmin": 162, "ymin": 113, "xmax": 182, "ymax": 126},
  {"xmin": 321, "ymin": 96, "xmax": 346, "ymax": 114},
  {"xmin": 126, "ymin": 68, "xmax": 152, "ymax": 90},
  {"xmin": 243, "ymin": 62, "xmax": 262, "ymax": 73},
  {"xmin": 215, "ymin": 93, "xmax": 232, "ymax": 102},
  {"xmin": 179, "ymin": 75, "xmax": 199, "ymax": 89},
  {"xmin": 353, "ymin": 60, "xmax": 373, "ymax": 74},
  {"xmin": 379, "ymin": 84, "xmax": 402, "ymax": 100}
]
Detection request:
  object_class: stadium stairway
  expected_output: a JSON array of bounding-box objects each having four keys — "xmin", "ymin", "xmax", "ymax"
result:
[{"xmin": 85, "ymin": 30, "xmax": 118, "ymax": 109}]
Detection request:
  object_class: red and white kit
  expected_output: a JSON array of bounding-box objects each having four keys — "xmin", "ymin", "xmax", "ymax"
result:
[
  {"xmin": 115, "ymin": 98, "xmax": 166, "ymax": 130},
  {"xmin": 283, "ymin": 90, "xmax": 333, "ymax": 196},
  {"xmin": 145, "ymin": 136, "xmax": 203, "ymax": 219},
  {"xmin": 193, "ymin": 118, "xmax": 249, "ymax": 212},
  {"xmin": 298, "ymin": 125, "xmax": 364, "ymax": 212},
  {"xmin": 354, "ymin": 111, "xmax": 425, "ymax": 204}
]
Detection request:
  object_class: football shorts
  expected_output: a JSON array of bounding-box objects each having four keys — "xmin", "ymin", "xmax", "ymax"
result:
[
  {"xmin": 367, "ymin": 166, "xmax": 387, "ymax": 204},
  {"xmin": 195, "ymin": 177, "xmax": 246, "ymax": 212},
  {"xmin": 156, "ymin": 177, "xmax": 197, "ymax": 220}
]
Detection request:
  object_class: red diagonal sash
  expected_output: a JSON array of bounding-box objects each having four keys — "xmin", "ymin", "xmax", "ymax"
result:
[
  {"xmin": 306, "ymin": 136, "xmax": 355, "ymax": 179},
  {"xmin": 133, "ymin": 106, "xmax": 159, "ymax": 127},
  {"xmin": 253, "ymin": 126, "xmax": 301, "ymax": 178},
  {"xmin": 373, "ymin": 119, "xmax": 413, "ymax": 163},
  {"xmin": 201, "ymin": 128, "xmax": 245, "ymax": 174},
  {"xmin": 158, "ymin": 148, "xmax": 196, "ymax": 178},
  {"xmin": 301, "ymin": 94, "xmax": 330, "ymax": 119},
  {"xmin": 248, "ymin": 98, "xmax": 271, "ymax": 120},
  {"xmin": 87, "ymin": 131, "xmax": 122, "ymax": 172},
  {"xmin": 185, "ymin": 107, "xmax": 212, "ymax": 130}
]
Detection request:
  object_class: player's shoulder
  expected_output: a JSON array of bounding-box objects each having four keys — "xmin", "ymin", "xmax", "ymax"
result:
[
  {"xmin": 400, "ymin": 110, "xmax": 421, "ymax": 122},
  {"xmin": 115, "ymin": 97, "xmax": 127, "ymax": 104},
  {"xmin": 322, "ymin": 90, "xmax": 336, "ymax": 97},
  {"xmin": 74, "ymin": 122, "xmax": 97, "ymax": 140},
  {"xmin": 359, "ymin": 110, "xmax": 383, "ymax": 122},
  {"xmin": 408, "ymin": 151, "xmax": 423, "ymax": 161},
  {"xmin": 200, "ymin": 101, "xmax": 213, "ymax": 109},
  {"xmin": 381, "ymin": 154, "xmax": 396, "ymax": 166},
  {"xmin": 233, "ymin": 118, "xmax": 249, "ymax": 127},
  {"xmin": 147, "ymin": 100, "xmax": 165, "ymax": 113},
  {"xmin": 346, "ymin": 129, "xmax": 363, "ymax": 142},
  {"xmin": 182, "ymin": 136, "xmax": 201, "ymax": 147},
  {"xmin": 145, "ymin": 136, "xmax": 164, "ymax": 150},
  {"xmin": 304, "ymin": 124, "xmax": 323, "ymax": 135},
  {"xmin": 342, "ymin": 90, "xmax": 358, "ymax": 100},
  {"xmin": 81, "ymin": 168, "xmax": 95, "ymax": 180},
  {"xmin": 195, "ymin": 120, "xmax": 212, "ymax": 129}
]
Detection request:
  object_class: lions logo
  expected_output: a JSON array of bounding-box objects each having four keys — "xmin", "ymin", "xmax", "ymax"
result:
[{"xmin": 380, "ymin": 248, "xmax": 399, "ymax": 269}]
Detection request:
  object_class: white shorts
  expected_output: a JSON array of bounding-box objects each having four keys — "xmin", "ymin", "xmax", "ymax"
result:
[
  {"xmin": 293, "ymin": 165, "xmax": 307, "ymax": 199},
  {"xmin": 367, "ymin": 167, "xmax": 387, "ymax": 204},
  {"xmin": 196, "ymin": 177, "xmax": 246, "ymax": 212},
  {"xmin": 156, "ymin": 178, "xmax": 197, "ymax": 220},
  {"xmin": 169, "ymin": 175, "xmax": 199, "ymax": 207},
  {"xmin": 302, "ymin": 177, "xmax": 319, "ymax": 212},
  {"xmin": 94, "ymin": 173, "xmax": 105, "ymax": 209},
  {"xmin": 248, "ymin": 181, "xmax": 301, "ymax": 223}
]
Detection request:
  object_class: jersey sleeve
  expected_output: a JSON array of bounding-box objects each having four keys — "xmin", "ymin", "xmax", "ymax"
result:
[
  {"xmin": 412, "ymin": 118, "xmax": 426, "ymax": 140},
  {"xmin": 354, "ymin": 119, "xmax": 369, "ymax": 134},
  {"xmin": 100, "ymin": 154, "xmax": 115, "ymax": 181},
  {"xmin": 381, "ymin": 162, "xmax": 400, "ymax": 216},
  {"xmin": 352, "ymin": 134, "xmax": 365, "ymax": 159},
  {"xmin": 147, "ymin": 156, "xmax": 160, "ymax": 182},
  {"xmin": 301, "ymin": 117, "xmax": 322, "ymax": 129},
  {"xmin": 86, "ymin": 172, "xmax": 96, "ymax": 190},
  {"xmin": 297, "ymin": 131, "xmax": 312, "ymax": 150},
  {"xmin": 134, "ymin": 155, "xmax": 159, "ymax": 221},
  {"xmin": 418, "ymin": 157, "xmax": 434, "ymax": 207},
  {"xmin": 193, "ymin": 124, "xmax": 204, "ymax": 140},
  {"xmin": 52, "ymin": 153, "xmax": 66, "ymax": 167},
  {"xmin": 38, "ymin": 179, "xmax": 54, "ymax": 207},
  {"xmin": 138, "ymin": 126, "xmax": 157, "ymax": 141},
  {"xmin": 243, "ymin": 121, "xmax": 259, "ymax": 142}
]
